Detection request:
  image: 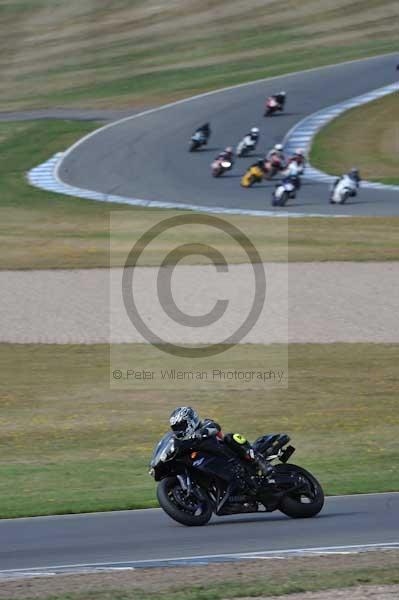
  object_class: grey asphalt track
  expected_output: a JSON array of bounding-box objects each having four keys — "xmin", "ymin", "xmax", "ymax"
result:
[
  {"xmin": 59, "ymin": 53, "xmax": 399, "ymax": 216},
  {"xmin": 1, "ymin": 493, "xmax": 398, "ymax": 572}
]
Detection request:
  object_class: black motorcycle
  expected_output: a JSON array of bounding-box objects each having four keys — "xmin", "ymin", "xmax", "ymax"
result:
[
  {"xmin": 189, "ymin": 131, "xmax": 208, "ymax": 152},
  {"xmin": 149, "ymin": 432, "xmax": 324, "ymax": 526}
]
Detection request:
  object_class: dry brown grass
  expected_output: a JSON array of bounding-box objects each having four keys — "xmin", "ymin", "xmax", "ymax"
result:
[
  {"xmin": 1, "ymin": 0, "xmax": 398, "ymax": 110},
  {"xmin": 1, "ymin": 552, "xmax": 399, "ymax": 599}
]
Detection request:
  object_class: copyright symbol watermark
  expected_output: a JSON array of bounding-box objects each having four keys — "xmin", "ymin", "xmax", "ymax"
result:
[{"xmin": 120, "ymin": 214, "xmax": 266, "ymax": 358}]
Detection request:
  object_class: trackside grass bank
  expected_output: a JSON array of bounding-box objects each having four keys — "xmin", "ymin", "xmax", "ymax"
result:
[
  {"xmin": 1, "ymin": 120, "xmax": 399, "ymax": 270},
  {"xmin": 1, "ymin": 1, "xmax": 399, "ymax": 111},
  {"xmin": 311, "ymin": 93, "xmax": 399, "ymax": 185},
  {"xmin": 1, "ymin": 553, "xmax": 399, "ymax": 600},
  {"xmin": 0, "ymin": 343, "xmax": 398, "ymax": 518}
]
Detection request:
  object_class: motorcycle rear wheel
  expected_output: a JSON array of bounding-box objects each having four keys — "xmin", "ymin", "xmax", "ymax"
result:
[
  {"xmin": 157, "ymin": 477, "xmax": 213, "ymax": 526},
  {"xmin": 277, "ymin": 464, "xmax": 324, "ymax": 518}
]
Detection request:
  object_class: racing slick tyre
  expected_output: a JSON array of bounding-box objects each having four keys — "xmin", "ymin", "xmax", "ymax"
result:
[
  {"xmin": 342, "ymin": 192, "xmax": 350, "ymax": 204},
  {"xmin": 277, "ymin": 464, "xmax": 324, "ymax": 518},
  {"xmin": 278, "ymin": 191, "xmax": 289, "ymax": 206},
  {"xmin": 157, "ymin": 477, "xmax": 213, "ymax": 526}
]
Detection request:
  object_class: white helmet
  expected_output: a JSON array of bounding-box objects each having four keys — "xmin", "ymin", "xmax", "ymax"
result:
[
  {"xmin": 295, "ymin": 148, "xmax": 304, "ymax": 156},
  {"xmin": 274, "ymin": 143, "xmax": 283, "ymax": 151},
  {"xmin": 251, "ymin": 127, "xmax": 259, "ymax": 135},
  {"xmin": 279, "ymin": 91, "xmax": 286, "ymax": 96}
]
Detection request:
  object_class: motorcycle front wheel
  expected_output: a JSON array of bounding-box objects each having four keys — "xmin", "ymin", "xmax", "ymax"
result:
[
  {"xmin": 157, "ymin": 477, "xmax": 213, "ymax": 526},
  {"xmin": 278, "ymin": 191, "xmax": 289, "ymax": 206},
  {"xmin": 277, "ymin": 464, "xmax": 324, "ymax": 518}
]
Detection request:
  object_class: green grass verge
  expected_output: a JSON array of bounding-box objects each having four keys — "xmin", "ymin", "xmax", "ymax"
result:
[
  {"xmin": 2, "ymin": 119, "xmax": 399, "ymax": 269},
  {"xmin": 311, "ymin": 93, "xmax": 399, "ymax": 185},
  {"xmin": 1, "ymin": 343, "xmax": 398, "ymax": 518}
]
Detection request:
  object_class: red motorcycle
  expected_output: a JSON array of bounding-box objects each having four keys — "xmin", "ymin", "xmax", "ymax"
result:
[
  {"xmin": 264, "ymin": 155, "xmax": 284, "ymax": 179},
  {"xmin": 211, "ymin": 157, "xmax": 233, "ymax": 177},
  {"xmin": 264, "ymin": 96, "xmax": 283, "ymax": 117}
]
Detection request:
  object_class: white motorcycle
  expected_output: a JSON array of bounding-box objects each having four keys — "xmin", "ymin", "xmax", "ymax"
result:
[
  {"xmin": 236, "ymin": 135, "xmax": 257, "ymax": 157},
  {"xmin": 272, "ymin": 177, "xmax": 297, "ymax": 206},
  {"xmin": 330, "ymin": 175, "xmax": 358, "ymax": 204},
  {"xmin": 272, "ymin": 162, "xmax": 301, "ymax": 207}
]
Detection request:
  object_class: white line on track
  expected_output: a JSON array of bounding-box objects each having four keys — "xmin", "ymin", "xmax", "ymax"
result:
[
  {"xmin": 284, "ymin": 82, "xmax": 399, "ymax": 191},
  {"xmin": 1, "ymin": 542, "xmax": 399, "ymax": 579}
]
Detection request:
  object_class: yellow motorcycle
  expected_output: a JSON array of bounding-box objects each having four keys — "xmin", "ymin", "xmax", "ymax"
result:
[{"xmin": 241, "ymin": 164, "xmax": 264, "ymax": 188}]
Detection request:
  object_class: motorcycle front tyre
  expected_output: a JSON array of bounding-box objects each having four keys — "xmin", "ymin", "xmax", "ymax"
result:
[{"xmin": 157, "ymin": 477, "xmax": 213, "ymax": 526}]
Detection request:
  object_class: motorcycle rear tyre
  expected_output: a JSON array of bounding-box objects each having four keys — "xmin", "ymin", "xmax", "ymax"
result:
[{"xmin": 278, "ymin": 464, "xmax": 324, "ymax": 518}]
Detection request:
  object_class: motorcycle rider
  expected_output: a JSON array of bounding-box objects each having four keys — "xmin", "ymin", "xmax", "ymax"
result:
[
  {"xmin": 273, "ymin": 91, "xmax": 286, "ymax": 110},
  {"xmin": 237, "ymin": 127, "xmax": 260, "ymax": 155},
  {"xmin": 330, "ymin": 167, "xmax": 361, "ymax": 202},
  {"xmin": 249, "ymin": 159, "xmax": 266, "ymax": 171},
  {"xmin": 288, "ymin": 148, "xmax": 306, "ymax": 171},
  {"xmin": 254, "ymin": 158, "xmax": 265, "ymax": 168},
  {"xmin": 249, "ymin": 127, "xmax": 260, "ymax": 142},
  {"xmin": 169, "ymin": 406, "xmax": 273, "ymax": 478},
  {"xmin": 266, "ymin": 143, "xmax": 285, "ymax": 165},
  {"xmin": 195, "ymin": 122, "xmax": 211, "ymax": 141},
  {"xmin": 286, "ymin": 148, "xmax": 306, "ymax": 187},
  {"xmin": 349, "ymin": 167, "xmax": 361, "ymax": 185},
  {"xmin": 215, "ymin": 146, "xmax": 234, "ymax": 164}
]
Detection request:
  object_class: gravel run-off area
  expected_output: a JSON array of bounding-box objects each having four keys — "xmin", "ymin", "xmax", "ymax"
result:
[{"xmin": 1, "ymin": 262, "xmax": 398, "ymax": 344}]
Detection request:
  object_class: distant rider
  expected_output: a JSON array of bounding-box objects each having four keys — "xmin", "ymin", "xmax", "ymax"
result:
[
  {"xmin": 169, "ymin": 406, "xmax": 273, "ymax": 478},
  {"xmin": 266, "ymin": 143, "xmax": 285, "ymax": 166},
  {"xmin": 288, "ymin": 148, "xmax": 306, "ymax": 168},
  {"xmin": 238, "ymin": 127, "xmax": 260, "ymax": 154},
  {"xmin": 287, "ymin": 148, "xmax": 306, "ymax": 175},
  {"xmin": 215, "ymin": 146, "xmax": 234, "ymax": 164},
  {"xmin": 195, "ymin": 122, "xmax": 211, "ymax": 142},
  {"xmin": 273, "ymin": 91, "xmax": 286, "ymax": 110},
  {"xmin": 331, "ymin": 167, "xmax": 361, "ymax": 195},
  {"xmin": 250, "ymin": 159, "xmax": 265, "ymax": 171},
  {"xmin": 249, "ymin": 126, "xmax": 260, "ymax": 143}
]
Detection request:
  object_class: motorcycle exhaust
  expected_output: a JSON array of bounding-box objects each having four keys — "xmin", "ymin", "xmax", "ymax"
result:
[{"xmin": 280, "ymin": 445, "xmax": 296, "ymax": 463}]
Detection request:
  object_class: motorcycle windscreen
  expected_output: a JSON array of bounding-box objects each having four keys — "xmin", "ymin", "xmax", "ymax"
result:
[{"xmin": 150, "ymin": 432, "xmax": 175, "ymax": 467}]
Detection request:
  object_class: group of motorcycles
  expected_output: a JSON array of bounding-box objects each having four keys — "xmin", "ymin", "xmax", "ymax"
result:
[
  {"xmin": 189, "ymin": 91, "xmax": 361, "ymax": 206},
  {"xmin": 189, "ymin": 93, "xmax": 307, "ymax": 207}
]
